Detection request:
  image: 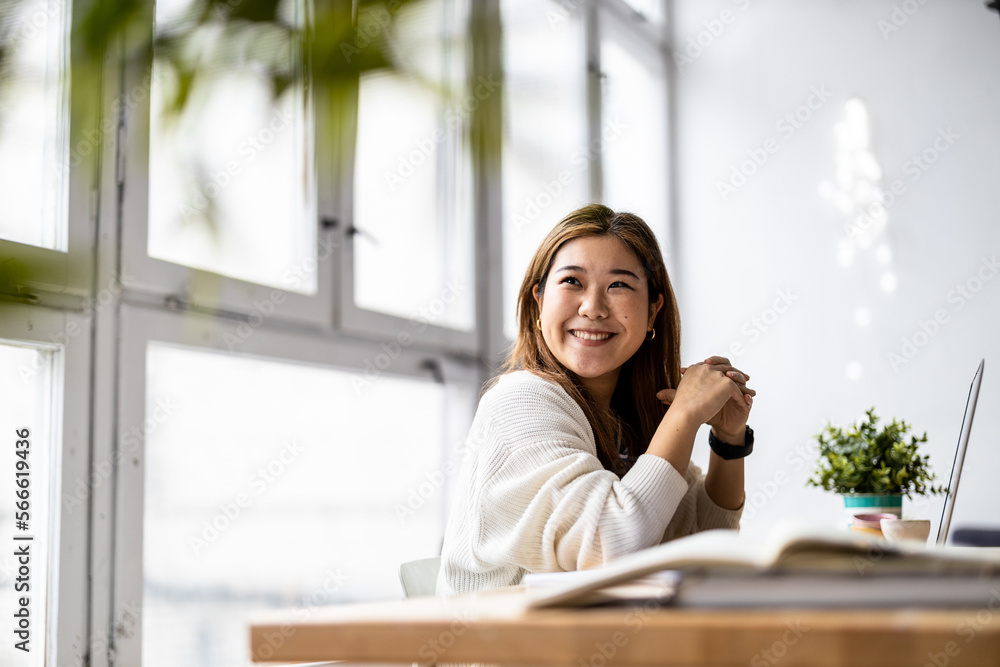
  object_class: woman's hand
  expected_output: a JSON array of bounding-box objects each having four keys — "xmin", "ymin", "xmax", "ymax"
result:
[{"xmin": 656, "ymin": 356, "xmax": 755, "ymax": 443}]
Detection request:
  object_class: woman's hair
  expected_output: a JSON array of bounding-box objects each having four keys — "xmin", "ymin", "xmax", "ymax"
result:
[{"xmin": 499, "ymin": 203, "xmax": 682, "ymax": 475}]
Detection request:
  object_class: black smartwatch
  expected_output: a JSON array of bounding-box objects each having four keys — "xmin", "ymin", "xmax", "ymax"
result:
[{"xmin": 708, "ymin": 425, "xmax": 754, "ymax": 460}]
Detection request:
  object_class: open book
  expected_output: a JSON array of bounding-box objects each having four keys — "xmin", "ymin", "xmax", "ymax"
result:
[{"xmin": 527, "ymin": 522, "xmax": 1000, "ymax": 609}]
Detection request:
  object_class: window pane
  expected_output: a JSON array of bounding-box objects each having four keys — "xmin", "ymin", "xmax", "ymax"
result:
[
  {"xmin": 501, "ymin": 0, "xmax": 589, "ymax": 339},
  {"xmin": 147, "ymin": 0, "xmax": 317, "ymax": 293},
  {"xmin": 601, "ymin": 37, "xmax": 669, "ymax": 243},
  {"xmin": 353, "ymin": 0, "xmax": 474, "ymax": 330},
  {"xmin": 0, "ymin": 0, "xmax": 68, "ymax": 250},
  {"xmin": 142, "ymin": 343, "xmax": 447, "ymax": 667},
  {"xmin": 620, "ymin": 0, "xmax": 664, "ymax": 25},
  {"xmin": 0, "ymin": 342, "xmax": 55, "ymax": 667}
]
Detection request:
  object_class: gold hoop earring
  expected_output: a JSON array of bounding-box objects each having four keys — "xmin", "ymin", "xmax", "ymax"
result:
[
  {"xmin": 536, "ymin": 319, "xmax": 542, "ymax": 330},
  {"xmin": 646, "ymin": 329, "xmax": 656, "ymax": 340}
]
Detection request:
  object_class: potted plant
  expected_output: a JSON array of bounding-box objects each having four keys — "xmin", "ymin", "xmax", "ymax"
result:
[{"xmin": 808, "ymin": 408, "xmax": 946, "ymax": 522}]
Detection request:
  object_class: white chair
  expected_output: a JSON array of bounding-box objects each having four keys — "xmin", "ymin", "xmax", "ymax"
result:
[{"xmin": 399, "ymin": 556, "xmax": 441, "ymax": 598}]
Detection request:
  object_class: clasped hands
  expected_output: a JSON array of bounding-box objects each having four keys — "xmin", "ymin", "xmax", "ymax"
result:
[{"xmin": 655, "ymin": 356, "xmax": 755, "ymax": 445}]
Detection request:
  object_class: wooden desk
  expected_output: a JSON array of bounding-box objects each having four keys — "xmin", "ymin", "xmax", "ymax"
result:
[{"xmin": 249, "ymin": 586, "xmax": 1000, "ymax": 666}]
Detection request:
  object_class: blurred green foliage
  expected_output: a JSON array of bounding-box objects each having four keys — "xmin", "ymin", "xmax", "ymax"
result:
[
  {"xmin": 0, "ymin": 0, "xmax": 449, "ymax": 298},
  {"xmin": 808, "ymin": 407, "xmax": 947, "ymax": 498}
]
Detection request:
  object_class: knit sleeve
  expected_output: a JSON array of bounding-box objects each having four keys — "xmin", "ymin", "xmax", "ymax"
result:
[
  {"xmin": 471, "ymin": 372, "xmax": 690, "ymax": 574},
  {"xmin": 661, "ymin": 461, "xmax": 743, "ymax": 542}
]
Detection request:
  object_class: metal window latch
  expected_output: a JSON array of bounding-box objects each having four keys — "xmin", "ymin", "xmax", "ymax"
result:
[{"xmin": 421, "ymin": 359, "xmax": 445, "ymax": 384}]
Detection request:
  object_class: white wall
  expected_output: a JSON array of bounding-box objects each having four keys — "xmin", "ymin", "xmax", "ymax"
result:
[{"xmin": 671, "ymin": 0, "xmax": 1000, "ymax": 538}]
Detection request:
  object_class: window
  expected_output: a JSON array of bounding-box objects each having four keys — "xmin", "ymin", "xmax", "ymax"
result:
[
  {"xmin": 500, "ymin": 0, "xmax": 671, "ymax": 338},
  {"xmin": 0, "ymin": 1, "xmax": 670, "ymax": 664},
  {"xmin": 0, "ymin": 304, "xmax": 90, "ymax": 666},
  {"xmin": 139, "ymin": 341, "xmax": 451, "ymax": 666},
  {"xmin": 147, "ymin": 0, "xmax": 316, "ymax": 294},
  {"xmin": 599, "ymin": 4, "xmax": 670, "ymax": 244},
  {"xmin": 0, "ymin": 343, "xmax": 55, "ymax": 667},
  {"xmin": 0, "ymin": 0, "xmax": 68, "ymax": 251},
  {"xmin": 119, "ymin": 0, "xmax": 331, "ymax": 328},
  {"xmin": 346, "ymin": 0, "xmax": 477, "ymax": 343},
  {"xmin": 501, "ymin": 0, "xmax": 590, "ymax": 339}
]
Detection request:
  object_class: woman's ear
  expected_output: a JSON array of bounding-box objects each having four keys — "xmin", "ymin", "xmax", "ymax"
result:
[
  {"xmin": 648, "ymin": 293, "xmax": 664, "ymax": 328},
  {"xmin": 532, "ymin": 283, "xmax": 542, "ymax": 308}
]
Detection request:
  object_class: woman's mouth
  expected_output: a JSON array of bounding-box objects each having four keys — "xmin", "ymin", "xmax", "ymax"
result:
[{"xmin": 570, "ymin": 330, "xmax": 614, "ymax": 342}]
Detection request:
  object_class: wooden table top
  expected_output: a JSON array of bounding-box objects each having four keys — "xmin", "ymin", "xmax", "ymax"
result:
[{"xmin": 249, "ymin": 585, "xmax": 1000, "ymax": 666}]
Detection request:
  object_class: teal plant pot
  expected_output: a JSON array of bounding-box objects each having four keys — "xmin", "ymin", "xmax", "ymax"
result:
[{"xmin": 842, "ymin": 493, "xmax": 903, "ymax": 525}]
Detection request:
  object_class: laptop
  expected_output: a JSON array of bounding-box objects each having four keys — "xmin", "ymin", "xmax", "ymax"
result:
[{"xmin": 935, "ymin": 358, "xmax": 985, "ymax": 546}]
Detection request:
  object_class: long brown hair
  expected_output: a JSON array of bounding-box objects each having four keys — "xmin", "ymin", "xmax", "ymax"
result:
[{"xmin": 499, "ymin": 204, "xmax": 682, "ymax": 475}]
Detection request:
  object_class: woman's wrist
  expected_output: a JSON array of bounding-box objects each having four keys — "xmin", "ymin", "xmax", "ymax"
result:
[{"xmin": 710, "ymin": 425, "xmax": 747, "ymax": 446}]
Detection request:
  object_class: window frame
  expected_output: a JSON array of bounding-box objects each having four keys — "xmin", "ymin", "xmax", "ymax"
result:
[
  {"xmin": 0, "ymin": 302, "xmax": 92, "ymax": 666},
  {"xmin": 0, "ymin": 0, "xmax": 95, "ymax": 308},
  {"xmin": 336, "ymin": 0, "xmax": 481, "ymax": 354},
  {"xmin": 115, "ymin": 1, "xmax": 337, "ymax": 329},
  {"xmin": 594, "ymin": 0, "xmax": 674, "ymax": 247},
  {"xmin": 0, "ymin": 0, "xmax": 677, "ymax": 663},
  {"xmin": 110, "ymin": 302, "xmax": 480, "ymax": 664}
]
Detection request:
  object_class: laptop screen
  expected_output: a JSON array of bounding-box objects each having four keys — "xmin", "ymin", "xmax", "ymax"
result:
[{"xmin": 936, "ymin": 359, "xmax": 985, "ymax": 546}]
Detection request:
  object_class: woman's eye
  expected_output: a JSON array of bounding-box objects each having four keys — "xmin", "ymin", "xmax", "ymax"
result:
[
  {"xmin": 610, "ymin": 281, "xmax": 634, "ymax": 290},
  {"xmin": 559, "ymin": 276, "xmax": 581, "ymax": 286}
]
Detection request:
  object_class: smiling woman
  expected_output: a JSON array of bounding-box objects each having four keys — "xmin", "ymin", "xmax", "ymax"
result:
[{"xmin": 437, "ymin": 204, "xmax": 758, "ymax": 595}]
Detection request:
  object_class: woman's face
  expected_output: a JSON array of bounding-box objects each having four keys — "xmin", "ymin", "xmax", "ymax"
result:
[{"xmin": 533, "ymin": 235, "xmax": 662, "ymax": 396}]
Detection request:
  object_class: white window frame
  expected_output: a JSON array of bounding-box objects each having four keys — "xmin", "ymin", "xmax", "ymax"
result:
[
  {"xmin": 0, "ymin": 0, "xmax": 95, "ymax": 307},
  {"xmin": 116, "ymin": 1, "xmax": 336, "ymax": 329},
  {"xmin": 594, "ymin": 0, "xmax": 674, "ymax": 248},
  {"xmin": 336, "ymin": 0, "xmax": 481, "ymax": 354},
  {"xmin": 1, "ymin": 0, "xmax": 681, "ymax": 663},
  {"xmin": 109, "ymin": 302, "xmax": 480, "ymax": 664},
  {"xmin": 0, "ymin": 302, "xmax": 92, "ymax": 666}
]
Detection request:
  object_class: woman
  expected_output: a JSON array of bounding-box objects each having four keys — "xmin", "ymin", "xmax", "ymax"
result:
[{"xmin": 437, "ymin": 204, "xmax": 755, "ymax": 595}]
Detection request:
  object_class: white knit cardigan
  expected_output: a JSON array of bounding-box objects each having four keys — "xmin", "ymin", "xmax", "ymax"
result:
[{"xmin": 437, "ymin": 370, "xmax": 743, "ymax": 596}]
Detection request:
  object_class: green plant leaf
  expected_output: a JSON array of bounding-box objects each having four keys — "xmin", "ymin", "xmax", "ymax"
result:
[{"xmin": 807, "ymin": 408, "xmax": 944, "ymax": 498}]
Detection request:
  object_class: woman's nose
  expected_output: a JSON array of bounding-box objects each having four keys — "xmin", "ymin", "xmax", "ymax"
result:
[{"xmin": 578, "ymin": 288, "xmax": 609, "ymax": 319}]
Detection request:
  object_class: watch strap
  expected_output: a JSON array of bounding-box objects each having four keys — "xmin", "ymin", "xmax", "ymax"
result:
[{"xmin": 708, "ymin": 425, "xmax": 754, "ymax": 460}]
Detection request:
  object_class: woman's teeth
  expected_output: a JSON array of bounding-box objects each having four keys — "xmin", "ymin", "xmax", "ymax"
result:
[{"xmin": 572, "ymin": 330, "xmax": 611, "ymax": 341}]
